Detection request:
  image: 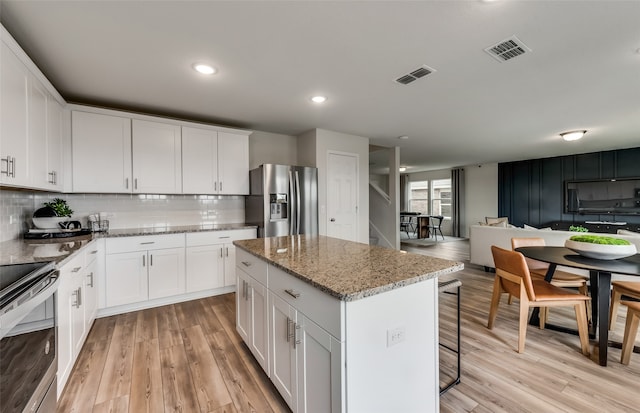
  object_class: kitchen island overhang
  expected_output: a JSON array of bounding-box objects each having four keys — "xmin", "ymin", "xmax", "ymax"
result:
[{"xmin": 234, "ymin": 235, "xmax": 463, "ymax": 413}]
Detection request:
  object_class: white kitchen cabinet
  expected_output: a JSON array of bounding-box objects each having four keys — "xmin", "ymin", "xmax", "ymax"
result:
[
  {"xmin": 45, "ymin": 96, "xmax": 63, "ymax": 190},
  {"xmin": 132, "ymin": 119, "xmax": 182, "ymax": 194},
  {"xmin": 0, "ymin": 41, "xmax": 30, "ymax": 186},
  {"xmin": 105, "ymin": 234, "xmax": 185, "ymax": 308},
  {"xmin": 185, "ymin": 229, "xmax": 256, "ymax": 293},
  {"xmin": 83, "ymin": 246, "xmax": 99, "ymax": 329},
  {"xmin": 182, "ymin": 126, "xmax": 249, "ymax": 195},
  {"xmin": 72, "ymin": 111, "xmax": 132, "ymax": 193},
  {"xmin": 28, "ymin": 77, "xmax": 49, "ymax": 189},
  {"xmin": 236, "ymin": 267, "xmax": 270, "ymax": 374},
  {"xmin": 269, "ymin": 292, "xmax": 298, "ymax": 411},
  {"xmin": 217, "ymin": 132, "xmax": 249, "ymax": 194}
]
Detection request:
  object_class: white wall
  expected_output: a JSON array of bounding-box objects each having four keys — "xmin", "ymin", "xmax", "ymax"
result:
[
  {"xmin": 298, "ymin": 129, "xmax": 370, "ymax": 243},
  {"xmin": 249, "ymin": 131, "xmax": 298, "ymax": 169},
  {"xmin": 463, "ymin": 163, "xmax": 498, "ymax": 237}
]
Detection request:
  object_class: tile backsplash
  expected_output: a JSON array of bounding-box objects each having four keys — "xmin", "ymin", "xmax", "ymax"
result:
[{"xmin": 1, "ymin": 189, "xmax": 245, "ymax": 242}]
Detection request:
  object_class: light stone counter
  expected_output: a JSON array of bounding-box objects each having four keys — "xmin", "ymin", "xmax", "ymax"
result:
[
  {"xmin": 0, "ymin": 223, "xmax": 256, "ymax": 266},
  {"xmin": 234, "ymin": 234, "xmax": 464, "ymax": 301}
]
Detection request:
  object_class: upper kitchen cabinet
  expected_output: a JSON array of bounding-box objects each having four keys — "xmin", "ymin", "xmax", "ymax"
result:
[
  {"xmin": 132, "ymin": 119, "xmax": 182, "ymax": 194},
  {"xmin": 182, "ymin": 126, "xmax": 249, "ymax": 195},
  {"xmin": 72, "ymin": 111, "xmax": 132, "ymax": 193},
  {"xmin": 1, "ymin": 27, "xmax": 66, "ymax": 191},
  {"xmin": 1, "ymin": 41, "xmax": 30, "ymax": 187}
]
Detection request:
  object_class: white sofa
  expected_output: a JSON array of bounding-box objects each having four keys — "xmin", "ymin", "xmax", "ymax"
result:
[{"xmin": 469, "ymin": 224, "xmax": 640, "ymax": 281}]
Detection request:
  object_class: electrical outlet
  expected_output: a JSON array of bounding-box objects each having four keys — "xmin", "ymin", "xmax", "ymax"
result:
[{"xmin": 387, "ymin": 327, "xmax": 406, "ymax": 347}]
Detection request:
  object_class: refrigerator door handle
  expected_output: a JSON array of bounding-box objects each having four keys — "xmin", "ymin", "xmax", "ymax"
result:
[
  {"xmin": 295, "ymin": 170, "xmax": 301, "ymax": 235},
  {"xmin": 289, "ymin": 169, "xmax": 296, "ymax": 235}
]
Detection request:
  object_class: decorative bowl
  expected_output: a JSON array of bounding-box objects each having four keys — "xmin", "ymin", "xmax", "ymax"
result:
[
  {"xmin": 32, "ymin": 216, "xmax": 69, "ymax": 229},
  {"xmin": 565, "ymin": 239, "xmax": 637, "ymax": 260}
]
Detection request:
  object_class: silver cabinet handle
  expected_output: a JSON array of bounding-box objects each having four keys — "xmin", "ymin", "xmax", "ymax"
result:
[
  {"xmin": 241, "ymin": 261, "xmax": 252, "ymax": 267},
  {"xmin": 140, "ymin": 241, "xmax": 155, "ymax": 245},
  {"xmin": 219, "ymin": 181, "xmax": 223, "ymax": 192},
  {"xmin": 134, "ymin": 178, "xmax": 138, "ymax": 190},
  {"xmin": 87, "ymin": 272, "xmax": 94, "ymax": 287},
  {"xmin": 286, "ymin": 317, "xmax": 294, "ymax": 343},
  {"xmin": 220, "ymin": 247, "xmax": 224, "ymax": 258},
  {"xmin": 150, "ymin": 254, "xmax": 153, "ymax": 266},
  {"xmin": 293, "ymin": 322, "xmax": 301, "ymax": 348},
  {"xmin": 73, "ymin": 287, "xmax": 82, "ymax": 308},
  {"xmin": 90, "ymin": 250, "xmax": 98, "ymax": 254},
  {"xmin": 125, "ymin": 177, "xmax": 129, "ymax": 189},
  {"xmin": 142, "ymin": 254, "xmax": 146, "ymax": 267},
  {"xmin": 225, "ymin": 247, "xmax": 229, "ymax": 257},
  {"xmin": 9, "ymin": 157, "xmax": 15, "ymax": 177},
  {"xmin": 48, "ymin": 171, "xmax": 55, "ymax": 184},
  {"xmin": 72, "ymin": 266, "xmax": 82, "ymax": 273},
  {"xmin": 214, "ymin": 181, "xmax": 217, "ymax": 191},
  {"xmin": 285, "ymin": 289, "xmax": 300, "ymax": 299}
]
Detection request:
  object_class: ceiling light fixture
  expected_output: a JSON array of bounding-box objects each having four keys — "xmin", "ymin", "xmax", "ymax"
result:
[
  {"xmin": 560, "ymin": 130, "xmax": 587, "ymax": 141},
  {"xmin": 398, "ymin": 135, "xmax": 409, "ymax": 140},
  {"xmin": 193, "ymin": 64, "xmax": 216, "ymax": 75},
  {"xmin": 399, "ymin": 167, "xmax": 407, "ymax": 172},
  {"xmin": 311, "ymin": 96, "xmax": 327, "ymax": 104}
]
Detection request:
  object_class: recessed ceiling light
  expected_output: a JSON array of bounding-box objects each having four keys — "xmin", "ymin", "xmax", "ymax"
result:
[
  {"xmin": 560, "ymin": 130, "xmax": 587, "ymax": 141},
  {"xmin": 399, "ymin": 167, "xmax": 407, "ymax": 172},
  {"xmin": 398, "ymin": 135, "xmax": 409, "ymax": 140},
  {"xmin": 193, "ymin": 64, "xmax": 216, "ymax": 75},
  {"xmin": 311, "ymin": 96, "xmax": 327, "ymax": 103}
]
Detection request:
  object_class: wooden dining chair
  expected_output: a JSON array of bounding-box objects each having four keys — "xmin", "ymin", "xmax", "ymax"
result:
[
  {"xmin": 609, "ymin": 281, "xmax": 640, "ymax": 330},
  {"xmin": 511, "ymin": 237, "xmax": 591, "ymax": 324},
  {"xmin": 620, "ymin": 300, "xmax": 640, "ymax": 365},
  {"xmin": 488, "ymin": 245, "xmax": 591, "ymax": 355}
]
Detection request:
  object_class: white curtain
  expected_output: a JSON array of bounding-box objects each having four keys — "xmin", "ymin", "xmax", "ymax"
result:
[{"xmin": 451, "ymin": 168, "xmax": 465, "ymax": 237}]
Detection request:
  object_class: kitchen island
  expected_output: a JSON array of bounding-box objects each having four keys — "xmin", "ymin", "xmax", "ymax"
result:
[{"xmin": 234, "ymin": 235, "xmax": 463, "ymax": 413}]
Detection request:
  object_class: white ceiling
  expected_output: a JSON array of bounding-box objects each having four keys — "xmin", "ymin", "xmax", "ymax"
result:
[{"xmin": 2, "ymin": 1, "xmax": 639, "ymax": 173}]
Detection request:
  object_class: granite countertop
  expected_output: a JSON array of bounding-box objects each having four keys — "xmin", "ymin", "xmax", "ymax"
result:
[
  {"xmin": 0, "ymin": 223, "xmax": 257, "ymax": 266},
  {"xmin": 234, "ymin": 235, "xmax": 464, "ymax": 301}
]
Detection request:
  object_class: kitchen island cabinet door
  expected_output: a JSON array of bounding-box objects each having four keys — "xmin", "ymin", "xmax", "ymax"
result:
[
  {"xmin": 147, "ymin": 247, "xmax": 185, "ymax": 300},
  {"xmin": 105, "ymin": 251, "xmax": 148, "ymax": 307},
  {"xmin": 297, "ymin": 316, "xmax": 343, "ymax": 413},
  {"xmin": 72, "ymin": 111, "xmax": 132, "ymax": 193},
  {"xmin": 250, "ymin": 278, "xmax": 269, "ymax": 374},
  {"xmin": 132, "ymin": 119, "xmax": 182, "ymax": 194},
  {"xmin": 236, "ymin": 270, "xmax": 251, "ymax": 343},
  {"xmin": 269, "ymin": 292, "xmax": 297, "ymax": 411},
  {"xmin": 217, "ymin": 132, "xmax": 249, "ymax": 195}
]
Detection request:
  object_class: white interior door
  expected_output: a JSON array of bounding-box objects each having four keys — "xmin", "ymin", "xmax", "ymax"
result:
[{"xmin": 327, "ymin": 152, "xmax": 358, "ymax": 242}]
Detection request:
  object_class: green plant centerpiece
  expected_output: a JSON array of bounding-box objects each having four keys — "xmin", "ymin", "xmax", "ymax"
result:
[
  {"xmin": 565, "ymin": 234, "xmax": 636, "ymax": 260},
  {"xmin": 32, "ymin": 198, "xmax": 74, "ymax": 229},
  {"xmin": 44, "ymin": 198, "xmax": 74, "ymax": 217},
  {"xmin": 569, "ymin": 225, "xmax": 589, "ymax": 233}
]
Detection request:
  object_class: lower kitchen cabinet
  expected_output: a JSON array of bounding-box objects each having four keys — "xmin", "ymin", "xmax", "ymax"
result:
[
  {"xmin": 105, "ymin": 234, "xmax": 185, "ymax": 307},
  {"xmin": 237, "ymin": 249, "xmax": 343, "ymax": 413},
  {"xmin": 57, "ymin": 242, "xmax": 100, "ymax": 398},
  {"xmin": 237, "ymin": 267, "xmax": 269, "ymax": 374},
  {"xmin": 185, "ymin": 229, "xmax": 256, "ymax": 293}
]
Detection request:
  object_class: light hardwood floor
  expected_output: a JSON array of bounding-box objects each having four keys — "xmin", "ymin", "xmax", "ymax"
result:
[{"xmin": 59, "ymin": 240, "xmax": 640, "ymax": 412}]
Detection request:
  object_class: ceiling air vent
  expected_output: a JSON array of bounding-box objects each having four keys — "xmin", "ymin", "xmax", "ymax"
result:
[
  {"xmin": 394, "ymin": 65, "xmax": 436, "ymax": 85},
  {"xmin": 484, "ymin": 36, "xmax": 531, "ymax": 62}
]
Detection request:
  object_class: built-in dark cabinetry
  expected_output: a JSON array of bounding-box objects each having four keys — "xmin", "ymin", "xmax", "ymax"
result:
[{"xmin": 499, "ymin": 147, "xmax": 640, "ymax": 228}]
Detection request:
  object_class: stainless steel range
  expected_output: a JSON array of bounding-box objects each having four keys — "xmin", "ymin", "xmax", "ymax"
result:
[{"xmin": 1, "ymin": 261, "xmax": 59, "ymax": 413}]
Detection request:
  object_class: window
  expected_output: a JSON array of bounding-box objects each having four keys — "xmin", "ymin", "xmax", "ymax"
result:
[
  {"xmin": 409, "ymin": 181, "xmax": 429, "ymax": 213},
  {"xmin": 432, "ymin": 178, "xmax": 451, "ymax": 219}
]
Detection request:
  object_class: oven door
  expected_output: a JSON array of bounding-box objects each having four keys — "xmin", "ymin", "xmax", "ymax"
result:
[{"xmin": 1, "ymin": 269, "xmax": 59, "ymax": 413}]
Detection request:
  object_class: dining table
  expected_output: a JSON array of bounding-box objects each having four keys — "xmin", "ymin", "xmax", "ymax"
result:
[{"xmin": 515, "ymin": 246, "xmax": 640, "ymax": 366}]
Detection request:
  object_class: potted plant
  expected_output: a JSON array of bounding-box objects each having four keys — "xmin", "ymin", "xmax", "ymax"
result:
[
  {"xmin": 33, "ymin": 198, "xmax": 74, "ymax": 229},
  {"xmin": 565, "ymin": 234, "xmax": 637, "ymax": 260}
]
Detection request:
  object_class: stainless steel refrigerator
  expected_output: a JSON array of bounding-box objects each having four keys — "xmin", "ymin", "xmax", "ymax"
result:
[{"xmin": 245, "ymin": 164, "xmax": 318, "ymax": 238}]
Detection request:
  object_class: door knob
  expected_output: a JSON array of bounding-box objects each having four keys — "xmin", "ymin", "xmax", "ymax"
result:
[{"xmin": 330, "ymin": 218, "xmax": 336, "ymax": 222}]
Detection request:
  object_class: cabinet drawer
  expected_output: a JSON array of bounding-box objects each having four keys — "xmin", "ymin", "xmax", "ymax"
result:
[
  {"xmin": 236, "ymin": 249, "xmax": 268, "ymax": 285},
  {"xmin": 269, "ymin": 265, "xmax": 342, "ymax": 340},
  {"xmin": 84, "ymin": 240, "xmax": 99, "ymax": 266},
  {"xmin": 186, "ymin": 228, "xmax": 256, "ymax": 247},
  {"xmin": 59, "ymin": 250, "xmax": 85, "ymax": 276},
  {"xmin": 106, "ymin": 233, "xmax": 185, "ymax": 254}
]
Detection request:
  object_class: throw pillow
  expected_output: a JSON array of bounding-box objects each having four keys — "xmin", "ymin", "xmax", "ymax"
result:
[
  {"xmin": 617, "ymin": 229, "xmax": 640, "ymax": 237},
  {"xmin": 523, "ymin": 224, "xmax": 538, "ymax": 230},
  {"xmin": 488, "ymin": 220, "xmax": 508, "ymax": 228},
  {"xmin": 486, "ymin": 216, "xmax": 509, "ymax": 226}
]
